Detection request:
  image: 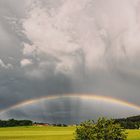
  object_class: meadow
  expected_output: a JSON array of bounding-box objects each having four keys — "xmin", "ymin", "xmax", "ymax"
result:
[{"xmin": 0, "ymin": 126, "xmax": 139, "ymax": 140}]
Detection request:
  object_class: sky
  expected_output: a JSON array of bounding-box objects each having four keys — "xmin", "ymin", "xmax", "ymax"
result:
[{"xmin": 0, "ymin": 0, "xmax": 140, "ymax": 124}]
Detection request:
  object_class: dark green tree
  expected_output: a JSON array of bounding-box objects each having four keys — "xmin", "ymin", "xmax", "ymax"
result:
[
  {"xmin": 0, "ymin": 119, "xmax": 32, "ymax": 127},
  {"xmin": 75, "ymin": 118, "xmax": 127, "ymax": 140}
]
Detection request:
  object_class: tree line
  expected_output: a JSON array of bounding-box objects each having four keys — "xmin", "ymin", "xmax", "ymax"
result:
[
  {"xmin": 0, "ymin": 115, "xmax": 140, "ymax": 128},
  {"xmin": 114, "ymin": 115, "xmax": 140, "ymax": 129},
  {"xmin": 0, "ymin": 119, "xmax": 32, "ymax": 127}
]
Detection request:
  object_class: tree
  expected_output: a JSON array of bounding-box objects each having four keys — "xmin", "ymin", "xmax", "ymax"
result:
[
  {"xmin": 115, "ymin": 117, "xmax": 140, "ymax": 129},
  {"xmin": 0, "ymin": 119, "xmax": 32, "ymax": 127},
  {"xmin": 75, "ymin": 118, "xmax": 127, "ymax": 140}
]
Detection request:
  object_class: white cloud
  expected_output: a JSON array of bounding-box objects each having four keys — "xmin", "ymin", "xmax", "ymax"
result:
[
  {"xmin": 23, "ymin": 43, "xmax": 36, "ymax": 56},
  {"xmin": 0, "ymin": 59, "xmax": 13, "ymax": 69},
  {"xmin": 21, "ymin": 0, "xmax": 140, "ymax": 78},
  {"xmin": 21, "ymin": 0, "xmax": 106, "ymax": 75},
  {"xmin": 20, "ymin": 59, "xmax": 32, "ymax": 67}
]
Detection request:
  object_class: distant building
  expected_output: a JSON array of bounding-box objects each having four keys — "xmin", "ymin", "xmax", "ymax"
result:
[{"xmin": 33, "ymin": 122, "xmax": 49, "ymax": 126}]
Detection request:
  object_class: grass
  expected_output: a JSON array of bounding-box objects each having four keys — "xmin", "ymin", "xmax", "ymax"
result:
[
  {"xmin": 0, "ymin": 126, "xmax": 139, "ymax": 140},
  {"xmin": 0, "ymin": 126, "xmax": 75, "ymax": 140},
  {"xmin": 127, "ymin": 129, "xmax": 140, "ymax": 140}
]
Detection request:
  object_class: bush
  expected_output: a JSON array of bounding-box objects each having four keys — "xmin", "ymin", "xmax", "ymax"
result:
[{"xmin": 75, "ymin": 118, "xmax": 127, "ymax": 140}]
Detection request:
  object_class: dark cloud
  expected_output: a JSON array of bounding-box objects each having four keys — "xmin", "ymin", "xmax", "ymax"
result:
[{"xmin": 0, "ymin": 0, "xmax": 140, "ymax": 123}]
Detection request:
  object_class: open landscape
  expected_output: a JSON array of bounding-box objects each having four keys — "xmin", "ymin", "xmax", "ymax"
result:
[{"xmin": 0, "ymin": 126, "xmax": 139, "ymax": 140}]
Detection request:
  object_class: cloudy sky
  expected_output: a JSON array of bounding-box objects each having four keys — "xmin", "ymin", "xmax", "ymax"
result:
[{"xmin": 0, "ymin": 0, "xmax": 140, "ymax": 124}]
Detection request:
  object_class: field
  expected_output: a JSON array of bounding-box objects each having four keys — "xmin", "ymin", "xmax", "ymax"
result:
[
  {"xmin": 127, "ymin": 129, "xmax": 140, "ymax": 140},
  {"xmin": 0, "ymin": 126, "xmax": 75, "ymax": 140},
  {"xmin": 0, "ymin": 126, "xmax": 139, "ymax": 140}
]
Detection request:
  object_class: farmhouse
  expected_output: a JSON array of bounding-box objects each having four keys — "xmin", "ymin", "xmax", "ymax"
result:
[{"xmin": 33, "ymin": 123, "xmax": 49, "ymax": 127}]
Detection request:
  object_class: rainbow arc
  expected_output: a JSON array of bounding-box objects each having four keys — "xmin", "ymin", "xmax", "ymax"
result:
[{"xmin": 0, "ymin": 94, "xmax": 140, "ymax": 114}]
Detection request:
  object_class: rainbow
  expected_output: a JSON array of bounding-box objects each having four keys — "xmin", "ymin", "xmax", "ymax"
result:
[{"xmin": 0, "ymin": 94, "xmax": 140, "ymax": 114}]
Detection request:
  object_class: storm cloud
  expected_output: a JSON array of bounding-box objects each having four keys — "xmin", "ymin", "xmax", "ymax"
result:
[{"xmin": 0, "ymin": 0, "xmax": 140, "ymax": 123}]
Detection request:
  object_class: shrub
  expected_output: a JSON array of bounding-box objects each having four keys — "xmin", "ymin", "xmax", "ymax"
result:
[{"xmin": 75, "ymin": 117, "xmax": 127, "ymax": 140}]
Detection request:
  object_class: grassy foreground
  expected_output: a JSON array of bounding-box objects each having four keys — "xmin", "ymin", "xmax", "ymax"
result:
[
  {"xmin": 0, "ymin": 126, "xmax": 75, "ymax": 140},
  {"xmin": 127, "ymin": 129, "xmax": 140, "ymax": 140},
  {"xmin": 0, "ymin": 126, "xmax": 139, "ymax": 140}
]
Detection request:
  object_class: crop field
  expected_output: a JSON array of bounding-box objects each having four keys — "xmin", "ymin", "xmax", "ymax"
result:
[
  {"xmin": 0, "ymin": 126, "xmax": 139, "ymax": 140},
  {"xmin": 127, "ymin": 129, "xmax": 140, "ymax": 140},
  {"xmin": 0, "ymin": 126, "xmax": 75, "ymax": 140}
]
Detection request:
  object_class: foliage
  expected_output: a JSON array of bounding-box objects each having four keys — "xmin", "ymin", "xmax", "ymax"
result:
[
  {"xmin": 75, "ymin": 118, "xmax": 127, "ymax": 140},
  {"xmin": 52, "ymin": 123, "xmax": 68, "ymax": 127},
  {"xmin": 115, "ymin": 115, "xmax": 140, "ymax": 129},
  {"xmin": 0, "ymin": 119, "xmax": 32, "ymax": 127}
]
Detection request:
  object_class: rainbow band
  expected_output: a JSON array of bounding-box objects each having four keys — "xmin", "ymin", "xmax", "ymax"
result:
[{"xmin": 0, "ymin": 94, "xmax": 140, "ymax": 114}]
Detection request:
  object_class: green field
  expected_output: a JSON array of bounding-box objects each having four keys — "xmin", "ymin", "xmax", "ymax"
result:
[
  {"xmin": 127, "ymin": 129, "xmax": 140, "ymax": 140},
  {"xmin": 0, "ymin": 126, "xmax": 139, "ymax": 140}
]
